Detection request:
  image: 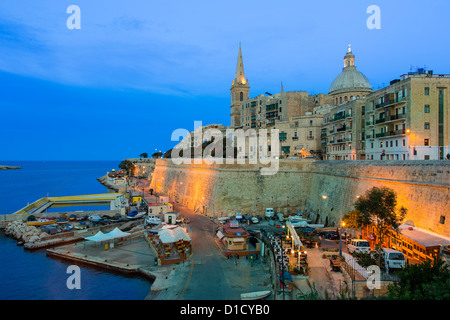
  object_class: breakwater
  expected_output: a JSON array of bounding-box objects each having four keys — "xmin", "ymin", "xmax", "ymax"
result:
[{"xmin": 150, "ymin": 159, "xmax": 450, "ymax": 238}]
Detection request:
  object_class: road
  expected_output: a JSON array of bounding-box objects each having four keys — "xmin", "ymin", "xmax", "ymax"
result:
[{"xmin": 174, "ymin": 204, "xmax": 271, "ymax": 300}]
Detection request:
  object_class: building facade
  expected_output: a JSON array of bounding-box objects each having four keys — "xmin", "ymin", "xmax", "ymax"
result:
[{"xmin": 229, "ymin": 43, "xmax": 449, "ymax": 161}]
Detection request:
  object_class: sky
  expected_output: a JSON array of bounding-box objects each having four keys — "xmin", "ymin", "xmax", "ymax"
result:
[{"xmin": 0, "ymin": 0, "xmax": 449, "ymax": 161}]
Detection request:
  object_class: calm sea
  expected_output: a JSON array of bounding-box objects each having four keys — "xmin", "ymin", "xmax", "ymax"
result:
[{"xmin": 0, "ymin": 161, "xmax": 152, "ymax": 300}]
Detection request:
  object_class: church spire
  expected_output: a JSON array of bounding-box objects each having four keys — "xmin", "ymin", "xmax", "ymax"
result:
[{"xmin": 234, "ymin": 43, "xmax": 247, "ymax": 85}]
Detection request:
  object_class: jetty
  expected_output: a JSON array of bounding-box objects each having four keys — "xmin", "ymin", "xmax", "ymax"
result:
[{"xmin": 0, "ymin": 165, "xmax": 20, "ymax": 170}]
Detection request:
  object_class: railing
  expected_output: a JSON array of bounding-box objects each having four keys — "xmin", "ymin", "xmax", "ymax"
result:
[
  {"xmin": 337, "ymin": 126, "xmax": 347, "ymax": 132},
  {"xmin": 375, "ymin": 118, "xmax": 386, "ymax": 124},
  {"xmin": 389, "ymin": 113, "xmax": 406, "ymax": 121},
  {"xmin": 376, "ymin": 132, "xmax": 386, "ymax": 138},
  {"xmin": 366, "ymin": 121, "xmax": 373, "ymax": 126}
]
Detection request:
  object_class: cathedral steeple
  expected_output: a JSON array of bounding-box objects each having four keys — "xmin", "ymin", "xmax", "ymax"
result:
[
  {"xmin": 234, "ymin": 43, "xmax": 247, "ymax": 85},
  {"xmin": 230, "ymin": 43, "xmax": 250, "ymax": 128}
]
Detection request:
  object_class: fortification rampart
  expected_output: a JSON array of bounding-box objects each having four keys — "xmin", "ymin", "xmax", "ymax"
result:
[{"xmin": 150, "ymin": 159, "xmax": 450, "ymax": 238}]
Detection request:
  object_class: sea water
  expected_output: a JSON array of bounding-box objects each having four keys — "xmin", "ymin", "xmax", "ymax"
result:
[{"xmin": 0, "ymin": 161, "xmax": 152, "ymax": 300}]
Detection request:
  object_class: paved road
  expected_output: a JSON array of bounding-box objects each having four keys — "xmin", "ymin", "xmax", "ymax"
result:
[{"xmin": 174, "ymin": 204, "xmax": 271, "ymax": 300}]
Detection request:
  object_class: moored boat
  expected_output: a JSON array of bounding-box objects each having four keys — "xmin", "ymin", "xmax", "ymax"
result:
[
  {"xmin": 240, "ymin": 290, "xmax": 272, "ymax": 300},
  {"xmin": 27, "ymin": 218, "xmax": 57, "ymax": 226}
]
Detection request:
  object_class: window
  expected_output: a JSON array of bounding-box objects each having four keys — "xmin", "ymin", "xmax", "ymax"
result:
[
  {"xmin": 440, "ymin": 216, "xmax": 446, "ymax": 225},
  {"xmin": 424, "ymin": 155, "xmax": 430, "ymax": 160},
  {"xmin": 390, "ymin": 141, "xmax": 393, "ymax": 147},
  {"xmin": 424, "ymin": 105, "xmax": 430, "ymax": 113},
  {"xmin": 240, "ymin": 92, "xmax": 243, "ymax": 101},
  {"xmin": 402, "ymin": 139, "xmax": 406, "ymax": 146},
  {"xmin": 424, "ymin": 87, "xmax": 430, "ymax": 96},
  {"xmin": 424, "ymin": 122, "xmax": 430, "ymax": 130},
  {"xmin": 424, "ymin": 139, "xmax": 429, "ymax": 146},
  {"xmin": 395, "ymin": 140, "xmax": 398, "ymax": 147}
]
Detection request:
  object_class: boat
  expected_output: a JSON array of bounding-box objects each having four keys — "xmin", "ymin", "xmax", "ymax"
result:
[
  {"xmin": 88, "ymin": 215, "xmax": 103, "ymax": 223},
  {"xmin": 240, "ymin": 290, "xmax": 272, "ymax": 300},
  {"xmin": 74, "ymin": 224, "xmax": 88, "ymax": 230},
  {"xmin": 146, "ymin": 214, "xmax": 162, "ymax": 224},
  {"xmin": 27, "ymin": 218, "xmax": 57, "ymax": 226},
  {"xmin": 127, "ymin": 210, "xmax": 146, "ymax": 220},
  {"xmin": 57, "ymin": 218, "xmax": 69, "ymax": 224},
  {"xmin": 69, "ymin": 214, "xmax": 77, "ymax": 221}
]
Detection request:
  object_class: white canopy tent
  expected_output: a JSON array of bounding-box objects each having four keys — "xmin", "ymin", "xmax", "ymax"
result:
[
  {"xmin": 158, "ymin": 226, "xmax": 191, "ymax": 244},
  {"xmin": 85, "ymin": 228, "xmax": 131, "ymax": 242}
]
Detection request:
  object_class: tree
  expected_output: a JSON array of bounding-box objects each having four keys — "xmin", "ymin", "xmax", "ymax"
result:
[
  {"xmin": 152, "ymin": 151, "xmax": 163, "ymax": 158},
  {"xmin": 118, "ymin": 159, "xmax": 134, "ymax": 175},
  {"xmin": 342, "ymin": 209, "xmax": 366, "ymax": 238},
  {"xmin": 139, "ymin": 152, "xmax": 148, "ymax": 159},
  {"xmin": 354, "ymin": 187, "xmax": 407, "ymax": 268},
  {"xmin": 387, "ymin": 259, "xmax": 450, "ymax": 300}
]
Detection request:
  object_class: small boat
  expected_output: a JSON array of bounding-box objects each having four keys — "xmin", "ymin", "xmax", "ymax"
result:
[
  {"xmin": 57, "ymin": 219, "xmax": 69, "ymax": 225},
  {"xmin": 127, "ymin": 210, "xmax": 145, "ymax": 220},
  {"xmin": 146, "ymin": 214, "xmax": 162, "ymax": 224},
  {"xmin": 69, "ymin": 214, "xmax": 77, "ymax": 221},
  {"xmin": 88, "ymin": 215, "xmax": 103, "ymax": 223},
  {"xmin": 27, "ymin": 218, "xmax": 57, "ymax": 226},
  {"xmin": 240, "ymin": 290, "xmax": 272, "ymax": 300},
  {"xmin": 74, "ymin": 224, "xmax": 88, "ymax": 230}
]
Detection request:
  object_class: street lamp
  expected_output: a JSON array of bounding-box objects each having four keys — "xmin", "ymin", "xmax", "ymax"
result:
[{"xmin": 339, "ymin": 221, "xmax": 345, "ymax": 256}]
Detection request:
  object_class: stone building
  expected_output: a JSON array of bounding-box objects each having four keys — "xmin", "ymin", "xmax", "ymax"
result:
[
  {"xmin": 364, "ymin": 70, "xmax": 450, "ymax": 160},
  {"xmin": 229, "ymin": 43, "xmax": 449, "ymax": 162}
]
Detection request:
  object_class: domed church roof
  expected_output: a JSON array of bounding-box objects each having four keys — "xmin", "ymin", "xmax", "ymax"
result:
[{"xmin": 328, "ymin": 45, "xmax": 372, "ymax": 95}]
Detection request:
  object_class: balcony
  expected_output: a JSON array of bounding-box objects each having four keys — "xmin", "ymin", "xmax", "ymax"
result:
[
  {"xmin": 378, "ymin": 129, "xmax": 406, "ymax": 138},
  {"xmin": 333, "ymin": 113, "xmax": 346, "ymax": 122},
  {"xmin": 375, "ymin": 118, "xmax": 386, "ymax": 124},
  {"xmin": 307, "ymin": 136, "xmax": 314, "ymax": 140},
  {"xmin": 337, "ymin": 126, "xmax": 347, "ymax": 132},
  {"xmin": 387, "ymin": 113, "xmax": 406, "ymax": 122},
  {"xmin": 376, "ymin": 132, "xmax": 386, "ymax": 138},
  {"xmin": 366, "ymin": 121, "xmax": 374, "ymax": 126},
  {"xmin": 292, "ymin": 136, "xmax": 299, "ymax": 141}
]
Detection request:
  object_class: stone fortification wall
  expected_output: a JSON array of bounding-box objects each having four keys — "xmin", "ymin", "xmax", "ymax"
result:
[{"xmin": 150, "ymin": 159, "xmax": 450, "ymax": 238}]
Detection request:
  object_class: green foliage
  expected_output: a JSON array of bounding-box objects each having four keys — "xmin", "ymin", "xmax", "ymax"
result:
[
  {"xmin": 118, "ymin": 159, "xmax": 134, "ymax": 175},
  {"xmin": 387, "ymin": 259, "xmax": 450, "ymax": 300},
  {"xmin": 343, "ymin": 209, "xmax": 365, "ymax": 233},
  {"xmin": 354, "ymin": 187, "xmax": 407, "ymax": 267},
  {"xmin": 139, "ymin": 152, "xmax": 148, "ymax": 158}
]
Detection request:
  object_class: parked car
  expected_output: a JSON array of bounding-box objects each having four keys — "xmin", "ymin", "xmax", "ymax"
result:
[
  {"xmin": 251, "ymin": 216, "xmax": 259, "ymax": 224},
  {"xmin": 235, "ymin": 211, "xmax": 243, "ymax": 220},
  {"xmin": 381, "ymin": 248, "xmax": 406, "ymax": 271},
  {"xmin": 325, "ymin": 231, "xmax": 339, "ymax": 240},
  {"xmin": 347, "ymin": 239, "xmax": 371, "ymax": 254}
]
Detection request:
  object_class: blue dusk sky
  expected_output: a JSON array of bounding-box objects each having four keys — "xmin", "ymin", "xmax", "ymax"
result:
[{"xmin": 0, "ymin": 0, "xmax": 449, "ymax": 161}]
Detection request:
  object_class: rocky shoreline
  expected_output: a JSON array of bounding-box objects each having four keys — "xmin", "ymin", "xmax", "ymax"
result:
[
  {"xmin": 0, "ymin": 165, "xmax": 21, "ymax": 170},
  {"xmin": 4, "ymin": 221, "xmax": 49, "ymax": 244}
]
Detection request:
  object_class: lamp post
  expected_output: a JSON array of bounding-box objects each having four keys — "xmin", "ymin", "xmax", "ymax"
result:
[
  {"xmin": 279, "ymin": 232, "xmax": 285, "ymax": 301},
  {"xmin": 339, "ymin": 221, "xmax": 345, "ymax": 256}
]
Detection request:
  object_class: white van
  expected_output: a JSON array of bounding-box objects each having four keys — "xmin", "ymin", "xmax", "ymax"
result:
[
  {"xmin": 382, "ymin": 248, "xmax": 406, "ymax": 271},
  {"xmin": 235, "ymin": 212, "xmax": 243, "ymax": 220},
  {"xmin": 347, "ymin": 239, "xmax": 371, "ymax": 254},
  {"xmin": 265, "ymin": 208, "xmax": 275, "ymax": 219}
]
